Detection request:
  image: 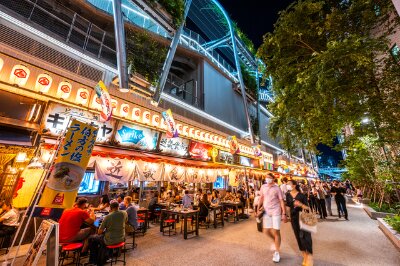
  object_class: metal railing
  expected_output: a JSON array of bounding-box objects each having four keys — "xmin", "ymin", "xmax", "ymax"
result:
[
  {"xmin": 166, "ymin": 78, "xmax": 204, "ymax": 109},
  {"xmin": 0, "ymin": 0, "xmax": 117, "ymax": 65}
]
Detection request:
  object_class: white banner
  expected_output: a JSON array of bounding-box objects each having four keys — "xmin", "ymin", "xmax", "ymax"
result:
[
  {"xmin": 94, "ymin": 157, "xmax": 136, "ymax": 182},
  {"xmin": 136, "ymin": 161, "xmax": 163, "ymax": 181},
  {"xmin": 164, "ymin": 164, "xmax": 186, "ymax": 182}
]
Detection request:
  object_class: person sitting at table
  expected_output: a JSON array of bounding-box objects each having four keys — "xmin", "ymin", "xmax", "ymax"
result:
[
  {"xmin": 210, "ymin": 190, "xmax": 220, "ymax": 207},
  {"xmin": 124, "ymin": 196, "xmax": 138, "ymax": 229},
  {"xmin": 88, "ymin": 201, "xmax": 127, "ymax": 265},
  {"xmin": 166, "ymin": 191, "xmax": 175, "ymax": 203},
  {"xmin": 223, "ymin": 190, "xmax": 235, "ymax": 201},
  {"xmin": 93, "ymin": 194, "xmax": 110, "ymax": 212},
  {"xmin": 58, "ymin": 198, "xmax": 95, "ymax": 253},
  {"xmin": 0, "ymin": 201, "xmax": 19, "ymax": 248},
  {"xmin": 198, "ymin": 194, "xmax": 210, "ymax": 224},
  {"xmin": 148, "ymin": 191, "xmax": 159, "ymax": 222},
  {"xmin": 182, "ymin": 190, "xmax": 192, "ymax": 208}
]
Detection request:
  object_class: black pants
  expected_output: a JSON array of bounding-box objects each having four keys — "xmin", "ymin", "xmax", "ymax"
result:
[
  {"xmin": 291, "ymin": 215, "xmax": 313, "ymax": 254},
  {"xmin": 88, "ymin": 235, "xmax": 109, "ymax": 266},
  {"xmin": 318, "ymin": 199, "xmax": 327, "ymax": 218},
  {"xmin": 335, "ymin": 196, "xmax": 348, "ymax": 219},
  {"xmin": 0, "ymin": 225, "xmax": 17, "ymax": 248}
]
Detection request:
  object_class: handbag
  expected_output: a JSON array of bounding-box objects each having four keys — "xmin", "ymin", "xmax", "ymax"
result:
[{"xmin": 299, "ymin": 209, "xmax": 318, "ymax": 233}]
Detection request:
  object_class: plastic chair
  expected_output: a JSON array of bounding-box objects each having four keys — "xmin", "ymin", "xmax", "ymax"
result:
[{"xmin": 162, "ymin": 219, "xmax": 177, "ymax": 236}]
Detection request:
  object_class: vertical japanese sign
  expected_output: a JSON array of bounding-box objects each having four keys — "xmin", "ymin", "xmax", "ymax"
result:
[
  {"xmin": 38, "ymin": 119, "xmax": 98, "ymax": 209},
  {"xmin": 95, "ymin": 80, "xmax": 112, "ymax": 121},
  {"xmin": 161, "ymin": 109, "xmax": 179, "ymax": 138}
]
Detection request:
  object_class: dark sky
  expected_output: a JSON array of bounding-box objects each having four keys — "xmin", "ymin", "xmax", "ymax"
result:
[{"xmin": 219, "ymin": 0, "xmax": 295, "ymax": 48}]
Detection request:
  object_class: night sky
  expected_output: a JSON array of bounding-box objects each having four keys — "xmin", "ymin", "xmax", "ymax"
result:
[{"xmin": 219, "ymin": 0, "xmax": 295, "ymax": 48}]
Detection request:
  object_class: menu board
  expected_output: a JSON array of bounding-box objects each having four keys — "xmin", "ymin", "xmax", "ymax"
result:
[
  {"xmin": 159, "ymin": 133, "xmax": 189, "ymax": 157},
  {"xmin": 114, "ymin": 122, "xmax": 159, "ymax": 151}
]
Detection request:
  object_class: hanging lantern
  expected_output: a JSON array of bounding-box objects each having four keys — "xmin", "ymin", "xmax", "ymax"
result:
[
  {"xmin": 15, "ymin": 152, "xmax": 27, "ymax": 162},
  {"xmin": 205, "ymin": 133, "xmax": 210, "ymax": 142},
  {"xmin": 195, "ymin": 130, "xmax": 201, "ymax": 140},
  {"xmin": 160, "ymin": 118, "xmax": 168, "ymax": 130},
  {"xmin": 0, "ymin": 57, "xmax": 3, "ymax": 72},
  {"xmin": 57, "ymin": 81, "xmax": 72, "ymax": 99},
  {"xmin": 120, "ymin": 103, "xmax": 130, "ymax": 117},
  {"xmin": 152, "ymin": 114, "xmax": 160, "ymax": 127},
  {"xmin": 142, "ymin": 111, "xmax": 150, "ymax": 124},
  {"xmin": 111, "ymin": 99, "xmax": 118, "ymax": 110},
  {"xmin": 35, "ymin": 73, "xmax": 52, "ymax": 93},
  {"xmin": 76, "ymin": 88, "xmax": 89, "ymax": 105},
  {"xmin": 10, "ymin": 64, "xmax": 30, "ymax": 87},
  {"xmin": 132, "ymin": 107, "xmax": 141, "ymax": 121},
  {"xmin": 189, "ymin": 128, "xmax": 195, "ymax": 138},
  {"xmin": 182, "ymin": 126, "xmax": 189, "ymax": 137}
]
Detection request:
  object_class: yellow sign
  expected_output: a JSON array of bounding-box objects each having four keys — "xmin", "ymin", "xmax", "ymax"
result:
[
  {"xmin": 12, "ymin": 168, "xmax": 45, "ymax": 208},
  {"xmin": 38, "ymin": 119, "xmax": 98, "ymax": 209}
]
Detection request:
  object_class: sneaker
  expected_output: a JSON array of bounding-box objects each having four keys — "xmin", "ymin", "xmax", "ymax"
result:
[
  {"xmin": 256, "ymin": 217, "xmax": 261, "ymax": 223},
  {"xmin": 272, "ymin": 251, "xmax": 280, "ymax": 263}
]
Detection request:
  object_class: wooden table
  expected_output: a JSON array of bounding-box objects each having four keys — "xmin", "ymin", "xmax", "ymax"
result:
[
  {"xmin": 209, "ymin": 205, "xmax": 224, "ymax": 228},
  {"xmin": 221, "ymin": 201, "xmax": 242, "ymax": 223},
  {"xmin": 160, "ymin": 209, "xmax": 199, "ymax": 239}
]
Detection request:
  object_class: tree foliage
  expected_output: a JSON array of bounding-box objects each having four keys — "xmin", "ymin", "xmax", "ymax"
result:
[
  {"xmin": 147, "ymin": 0, "xmax": 185, "ymax": 27},
  {"xmin": 257, "ymin": 0, "xmax": 400, "ymax": 152}
]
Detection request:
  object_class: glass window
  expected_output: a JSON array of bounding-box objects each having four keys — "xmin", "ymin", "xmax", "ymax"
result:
[
  {"xmin": 390, "ymin": 44, "xmax": 400, "ymax": 62},
  {"xmin": 213, "ymin": 176, "xmax": 225, "ymax": 189},
  {"xmin": 78, "ymin": 172, "xmax": 101, "ymax": 195}
]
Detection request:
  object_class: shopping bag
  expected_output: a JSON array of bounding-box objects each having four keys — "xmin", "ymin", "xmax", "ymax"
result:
[{"xmin": 299, "ymin": 210, "xmax": 318, "ymax": 233}]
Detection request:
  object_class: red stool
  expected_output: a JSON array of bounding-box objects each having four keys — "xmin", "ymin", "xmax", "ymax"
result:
[
  {"xmin": 135, "ymin": 219, "xmax": 146, "ymax": 236},
  {"xmin": 225, "ymin": 209, "xmax": 236, "ymax": 223},
  {"xmin": 59, "ymin": 242, "xmax": 83, "ymax": 266},
  {"xmin": 163, "ymin": 219, "xmax": 176, "ymax": 236},
  {"xmin": 106, "ymin": 242, "xmax": 126, "ymax": 266}
]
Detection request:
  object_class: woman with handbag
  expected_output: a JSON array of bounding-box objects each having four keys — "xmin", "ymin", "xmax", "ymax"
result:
[{"xmin": 286, "ymin": 180, "xmax": 313, "ymax": 266}]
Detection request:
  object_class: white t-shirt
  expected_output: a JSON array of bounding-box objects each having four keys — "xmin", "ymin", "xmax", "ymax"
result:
[
  {"xmin": 1, "ymin": 208, "xmax": 19, "ymax": 226},
  {"xmin": 280, "ymin": 183, "xmax": 288, "ymax": 195}
]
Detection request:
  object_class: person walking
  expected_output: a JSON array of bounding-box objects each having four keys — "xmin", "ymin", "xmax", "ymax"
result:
[
  {"xmin": 286, "ymin": 180, "xmax": 313, "ymax": 266},
  {"xmin": 257, "ymin": 173, "xmax": 287, "ymax": 263},
  {"xmin": 315, "ymin": 183, "xmax": 327, "ymax": 219},
  {"xmin": 323, "ymin": 183, "xmax": 333, "ymax": 216},
  {"xmin": 331, "ymin": 181, "xmax": 348, "ymax": 220}
]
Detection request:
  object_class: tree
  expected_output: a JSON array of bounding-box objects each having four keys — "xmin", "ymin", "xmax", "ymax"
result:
[
  {"xmin": 257, "ymin": 0, "xmax": 400, "ymax": 151},
  {"xmin": 257, "ymin": 0, "xmax": 400, "ymax": 200}
]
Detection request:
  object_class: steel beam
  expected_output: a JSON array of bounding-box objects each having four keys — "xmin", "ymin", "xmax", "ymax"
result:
[
  {"xmin": 112, "ymin": 0, "xmax": 129, "ymax": 92},
  {"xmin": 152, "ymin": 0, "xmax": 193, "ymax": 105}
]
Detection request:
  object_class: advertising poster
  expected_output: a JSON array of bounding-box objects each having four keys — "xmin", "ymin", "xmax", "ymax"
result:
[
  {"xmin": 188, "ymin": 141, "xmax": 213, "ymax": 161},
  {"xmin": 38, "ymin": 119, "xmax": 98, "ymax": 209},
  {"xmin": 161, "ymin": 109, "xmax": 179, "ymax": 138},
  {"xmin": 114, "ymin": 121, "xmax": 159, "ymax": 151},
  {"xmin": 227, "ymin": 136, "xmax": 240, "ymax": 154},
  {"xmin": 95, "ymin": 80, "xmax": 113, "ymax": 121},
  {"xmin": 22, "ymin": 220, "xmax": 54, "ymax": 266},
  {"xmin": 159, "ymin": 133, "xmax": 189, "ymax": 157}
]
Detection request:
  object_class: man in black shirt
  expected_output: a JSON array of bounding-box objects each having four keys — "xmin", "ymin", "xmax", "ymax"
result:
[{"xmin": 331, "ymin": 181, "xmax": 348, "ymax": 220}]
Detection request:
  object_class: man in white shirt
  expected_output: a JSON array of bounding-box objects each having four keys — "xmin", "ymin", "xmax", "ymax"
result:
[{"xmin": 280, "ymin": 177, "xmax": 289, "ymax": 195}]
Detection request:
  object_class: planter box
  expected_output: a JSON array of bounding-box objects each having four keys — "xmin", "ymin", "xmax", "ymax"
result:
[
  {"xmin": 378, "ymin": 218, "xmax": 400, "ymax": 250},
  {"xmin": 359, "ymin": 198, "xmax": 370, "ymax": 204},
  {"xmin": 364, "ymin": 205, "xmax": 395, "ymax": 220}
]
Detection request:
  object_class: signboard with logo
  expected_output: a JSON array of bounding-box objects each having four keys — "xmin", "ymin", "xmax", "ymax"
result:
[
  {"xmin": 42, "ymin": 103, "xmax": 114, "ymax": 144},
  {"xmin": 217, "ymin": 150, "xmax": 234, "ymax": 164},
  {"xmin": 159, "ymin": 133, "xmax": 189, "ymax": 157},
  {"xmin": 188, "ymin": 141, "xmax": 213, "ymax": 161},
  {"xmin": 38, "ymin": 119, "xmax": 98, "ymax": 209},
  {"xmin": 114, "ymin": 121, "xmax": 159, "ymax": 151}
]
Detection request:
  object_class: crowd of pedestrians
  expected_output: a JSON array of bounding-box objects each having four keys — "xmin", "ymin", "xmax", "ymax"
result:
[{"xmin": 254, "ymin": 174, "xmax": 353, "ymax": 265}]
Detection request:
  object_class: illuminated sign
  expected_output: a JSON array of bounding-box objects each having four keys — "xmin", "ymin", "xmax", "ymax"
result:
[
  {"xmin": 189, "ymin": 141, "xmax": 213, "ymax": 161},
  {"xmin": 115, "ymin": 122, "xmax": 158, "ymax": 150},
  {"xmin": 159, "ymin": 133, "xmax": 189, "ymax": 157}
]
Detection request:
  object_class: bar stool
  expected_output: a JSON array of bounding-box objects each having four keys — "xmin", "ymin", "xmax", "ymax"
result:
[
  {"xmin": 163, "ymin": 219, "xmax": 177, "ymax": 236},
  {"xmin": 225, "ymin": 209, "xmax": 236, "ymax": 223},
  {"xmin": 135, "ymin": 219, "xmax": 146, "ymax": 236},
  {"xmin": 58, "ymin": 242, "xmax": 83, "ymax": 266},
  {"xmin": 180, "ymin": 217, "xmax": 194, "ymax": 233},
  {"xmin": 106, "ymin": 242, "xmax": 126, "ymax": 266}
]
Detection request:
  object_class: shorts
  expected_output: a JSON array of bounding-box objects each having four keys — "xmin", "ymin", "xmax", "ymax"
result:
[
  {"xmin": 63, "ymin": 227, "xmax": 93, "ymax": 243},
  {"xmin": 262, "ymin": 214, "xmax": 281, "ymax": 230}
]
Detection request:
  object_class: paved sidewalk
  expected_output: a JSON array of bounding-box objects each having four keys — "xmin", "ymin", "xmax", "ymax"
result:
[{"xmin": 9, "ymin": 201, "xmax": 400, "ymax": 265}]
